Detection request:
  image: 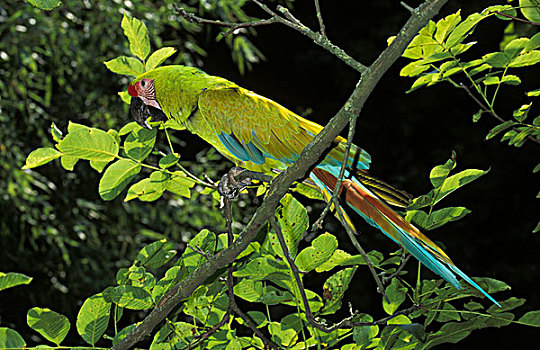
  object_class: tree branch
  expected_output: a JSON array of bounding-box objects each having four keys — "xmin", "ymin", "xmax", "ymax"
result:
[{"xmin": 112, "ymin": 1, "xmax": 449, "ymax": 348}]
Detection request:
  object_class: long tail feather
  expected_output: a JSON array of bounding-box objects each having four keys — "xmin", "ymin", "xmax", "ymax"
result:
[{"xmin": 311, "ymin": 167, "xmax": 500, "ymax": 306}]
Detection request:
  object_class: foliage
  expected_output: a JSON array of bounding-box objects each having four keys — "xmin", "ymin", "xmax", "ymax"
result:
[
  {"xmin": 4, "ymin": 9, "xmax": 540, "ymax": 348},
  {"xmin": 2, "ymin": 0, "xmax": 267, "ymax": 331},
  {"xmin": 398, "ymin": 2, "xmax": 540, "ymax": 231}
]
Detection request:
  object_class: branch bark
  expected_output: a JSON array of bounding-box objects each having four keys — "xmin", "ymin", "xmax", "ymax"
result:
[{"xmin": 112, "ymin": 1, "xmax": 449, "ymax": 349}]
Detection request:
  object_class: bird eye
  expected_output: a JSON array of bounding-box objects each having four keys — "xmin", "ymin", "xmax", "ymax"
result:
[{"xmin": 141, "ymin": 80, "xmax": 146, "ymax": 88}]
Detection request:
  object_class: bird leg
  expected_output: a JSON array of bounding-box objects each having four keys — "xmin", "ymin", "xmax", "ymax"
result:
[
  {"xmin": 217, "ymin": 167, "xmax": 274, "ymax": 200},
  {"xmin": 217, "ymin": 167, "xmax": 255, "ymax": 199}
]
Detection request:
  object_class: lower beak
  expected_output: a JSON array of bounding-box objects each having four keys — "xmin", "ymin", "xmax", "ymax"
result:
[{"xmin": 129, "ymin": 97, "xmax": 169, "ymax": 129}]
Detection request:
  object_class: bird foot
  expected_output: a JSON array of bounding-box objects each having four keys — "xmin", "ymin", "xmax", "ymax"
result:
[{"xmin": 217, "ymin": 167, "xmax": 254, "ymax": 200}]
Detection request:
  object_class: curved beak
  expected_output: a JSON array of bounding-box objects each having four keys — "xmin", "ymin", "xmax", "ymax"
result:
[{"xmin": 129, "ymin": 97, "xmax": 168, "ymax": 129}]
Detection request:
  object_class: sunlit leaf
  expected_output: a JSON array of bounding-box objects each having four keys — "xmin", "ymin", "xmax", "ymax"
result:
[
  {"xmin": 99, "ymin": 159, "xmax": 141, "ymax": 200},
  {"xmin": 124, "ymin": 125, "xmax": 157, "ymax": 161},
  {"xmin": 76, "ymin": 293, "xmax": 111, "ymax": 346},
  {"xmin": 321, "ymin": 267, "xmax": 357, "ymax": 315},
  {"xmin": 27, "ymin": 0, "xmax": 61, "ymax": 10},
  {"xmin": 146, "ymin": 47, "xmax": 177, "ymax": 71},
  {"xmin": 0, "ymin": 272, "xmax": 32, "ymax": 291},
  {"xmin": 233, "ymin": 279, "xmax": 263, "ymax": 302},
  {"xmin": 135, "ymin": 239, "xmax": 177, "ymax": 269},
  {"xmin": 57, "ymin": 127, "xmax": 119, "ymax": 161},
  {"xmin": 518, "ymin": 310, "xmax": 540, "ymax": 327},
  {"xmin": 27, "ymin": 307, "xmax": 70, "ymax": 346},
  {"xmin": 383, "ymin": 278, "xmax": 407, "ymax": 315},
  {"xmin": 433, "ymin": 168, "xmax": 489, "ymax": 204},
  {"xmin": 104, "ymin": 56, "xmax": 144, "ymax": 76},
  {"xmin": 520, "ymin": 0, "xmax": 540, "ymax": 23},
  {"xmin": 22, "ymin": 147, "xmax": 62, "ymax": 169},
  {"xmin": 121, "ymin": 14, "xmax": 150, "ymax": 61},
  {"xmin": 108, "ymin": 285, "xmax": 153, "ymax": 310},
  {"xmin": 295, "ymin": 233, "xmax": 338, "ymax": 272},
  {"xmin": 0, "ymin": 328, "xmax": 26, "ymax": 348}
]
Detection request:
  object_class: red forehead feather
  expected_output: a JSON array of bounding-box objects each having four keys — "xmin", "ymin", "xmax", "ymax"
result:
[{"xmin": 127, "ymin": 83, "xmax": 138, "ymax": 97}]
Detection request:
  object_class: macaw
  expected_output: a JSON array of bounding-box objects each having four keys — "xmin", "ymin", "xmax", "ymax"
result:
[{"xmin": 127, "ymin": 65, "xmax": 499, "ymax": 306}]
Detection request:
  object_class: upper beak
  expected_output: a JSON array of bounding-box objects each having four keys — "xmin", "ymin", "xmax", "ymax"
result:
[{"xmin": 129, "ymin": 97, "xmax": 168, "ymax": 129}]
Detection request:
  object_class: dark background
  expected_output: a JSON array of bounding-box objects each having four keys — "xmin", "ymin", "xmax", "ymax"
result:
[{"xmin": 1, "ymin": 0, "xmax": 539, "ymax": 348}]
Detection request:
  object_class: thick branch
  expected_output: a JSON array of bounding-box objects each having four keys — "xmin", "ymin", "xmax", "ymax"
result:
[{"xmin": 112, "ymin": 1, "xmax": 449, "ymax": 349}]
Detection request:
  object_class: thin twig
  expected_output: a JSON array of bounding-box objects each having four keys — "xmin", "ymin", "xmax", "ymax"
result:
[
  {"xmin": 382, "ymin": 252, "xmax": 411, "ymax": 284},
  {"xmin": 311, "ymin": 114, "xmax": 358, "ymax": 231},
  {"xmin": 495, "ymin": 10, "xmax": 540, "ymax": 26},
  {"xmin": 313, "ymin": 0, "xmax": 326, "ymax": 36},
  {"xmin": 333, "ymin": 203, "xmax": 389, "ymax": 303},
  {"xmin": 252, "ymin": 0, "xmax": 368, "ymax": 73},
  {"xmin": 400, "ymin": 1, "xmax": 415, "ymax": 13},
  {"xmin": 459, "ymin": 83, "xmax": 540, "ymax": 145},
  {"xmin": 269, "ymin": 216, "xmax": 332, "ymax": 333},
  {"xmin": 175, "ymin": 4, "xmax": 278, "ymax": 37},
  {"xmin": 186, "ymin": 244, "xmax": 212, "ymax": 261}
]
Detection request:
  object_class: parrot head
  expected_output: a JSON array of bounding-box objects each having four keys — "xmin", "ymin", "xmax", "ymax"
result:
[{"xmin": 128, "ymin": 78, "xmax": 168, "ymax": 129}]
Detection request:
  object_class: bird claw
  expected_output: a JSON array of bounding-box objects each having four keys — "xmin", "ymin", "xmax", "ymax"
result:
[{"xmin": 217, "ymin": 167, "xmax": 253, "ymax": 200}]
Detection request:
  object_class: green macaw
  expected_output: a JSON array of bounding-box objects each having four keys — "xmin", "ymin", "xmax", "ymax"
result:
[{"xmin": 127, "ymin": 65, "xmax": 499, "ymax": 306}]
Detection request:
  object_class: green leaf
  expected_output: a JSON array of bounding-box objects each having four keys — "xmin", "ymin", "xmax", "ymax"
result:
[
  {"xmin": 486, "ymin": 120, "xmax": 515, "ymax": 140},
  {"xmin": 482, "ymin": 76, "xmax": 500, "ymax": 85},
  {"xmin": 483, "ymin": 52, "xmax": 511, "ymax": 68},
  {"xmin": 118, "ymin": 90, "xmax": 131, "ymax": 104},
  {"xmin": 124, "ymin": 125, "xmax": 157, "ymax": 161},
  {"xmin": 383, "ymin": 278, "xmax": 407, "ymax": 315},
  {"xmin": 527, "ymin": 88, "xmax": 540, "ymax": 97},
  {"xmin": 99, "ymin": 159, "xmax": 141, "ymax": 200},
  {"xmin": 259, "ymin": 285, "xmax": 294, "ymax": 305},
  {"xmin": 233, "ymin": 257, "xmax": 289, "ymax": 281},
  {"xmin": 353, "ymin": 314, "xmax": 379, "ymax": 347},
  {"xmin": 61, "ymin": 155, "xmax": 79, "ymax": 171},
  {"xmin": 292, "ymin": 182, "xmax": 323, "ymax": 200},
  {"xmin": 509, "ymin": 50, "xmax": 540, "ymax": 67},
  {"xmin": 0, "ymin": 328, "xmax": 26, "ymax": 348},
  {"xmin": 407, "ymin": 73, "xmax": 436, "ymax": 93},
  {"xmin": 518, "ymin": 310, "xmax": 540, "ymax": 326},
  {"xmin": 435, "ymin": 11, "xmax": 462, "ymax": 43},
  {"xmin": 472, "ymin": 110, "xmax": 483, "ymax": 122},
  {"xmin": 0, "ymin": 272, "xmax": 32, "ymax": 291},
  {"xmin": 119, "ymin": 122, "xmax": 140, "ymax": 136},
  {"xmin": 400, "ymin": 61, "xmax": 430, "ymax": 77},
  {"xmin": 27, "ymin": 307, "xmax": 70, "ymax": 346},
  {"xmin": 244, "ymin": 311, "xmax": 268, "ymax": 328},
  {"xmin": 524, "ymin": 32, "xmax": 540, "ymax": 53},
  {"xmin": 22, "ymin": 147, "xmax": 62, "ymax": 169},
  {"xmin": 474, "ymin": 277, "xmax": 511, "ymax": 293},
  {"xmin": 268, "ymin": 321, "xmax": 298, "ymax": 347},
  {"xmin": 166, "ymin": 171, "xmax": 195, "ymax": 198},
  {"xmin": 295, "ymin": 233, "xmax": 338, "ymax": 272},
  {"xmin": 159, "ymin": 153, "xmax": 180, "ymax": 169},
  {"xmin": 182, "ymin": 229, "xmax": 216, "ymax": 271},
  {"xmin": 446, "ymin": 12, "xmax": 486, "ymax": 47},
  {"xmin": 316, "ymin": 249, "xmax": 382, "ymax": 272},
  {"xmin": 146, "ymin": 47, "xmax": 177, "ymax": 71},
  {"xmin": 152, "ymin": 266, "xmax": 186, "ymax": 301},
  {"xmin": 520, "ymin": 0, "xmax": 540, "ymax": 23},
  {"xmin": 112, "ymin": 324, "xmax": 136, "ymax": 346},
  {"xmin": 433, "ymin": 168, "xmax": 488, "ymax": 205},
  {"xmin": 394, "ymin": 323, "xmax": 426, "ymax": 341},
  {"xmin": 50, "ymin": 122, "xmax": 63, "ymax": 142},
  {"xmin": 135, "ymin": 239, "xmax": 177, "ymax": 269},
  {"xmin": 233, "ymin": 279, "xmax": 264, "ymax": 302},
  {"xmin": 108, "ymin": 285, "xmax": 153, "ymax": 310},
  {"xmin": 76, "ymin": 293, "xmax": 111, "ymax": 346},
  {"xmin": 513, "ymin": 103, "xmax": 532, "ymax": 122},
  {"xmin": 406, "ymin": 207, "xmax": 471, "ymax": 231},
  {"xmin": 533, "ymin": 220, "xmax": 540, "ymax": 233},
  {"xmin": 90, "ymin": 159, "xmax": 109, "ymax": 173},
  {"xmin": 104, "ymin": 56, "xmax": 144, "ymax": 76},
  {"xmin": 57, "ymin": 127, "xmax": 119, "ymax": 161},
  {"xmin": 125, "ymin": 177, "xmax": 164, "ymax": 202},
  {"xmin": 121, "ymin": 14, "xmax": 150, "ymax": 61},
  {"xmin": 430, "ymin": 154, "xmax": 456, "ymax": 187},
  {"xmin": 27, "ymin": 0, "xmax": 61, "ymax": 10},
  {"xmin": 501, "ymin": 74, "xmax": 521, "ymax": 85},
  {"xmin": 276, "ymin": 194, "xmax": 308, "ymax": 258},
  {"xmin": 321, "ymin": 267, "xmax": 357, "ymax": 315}
]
